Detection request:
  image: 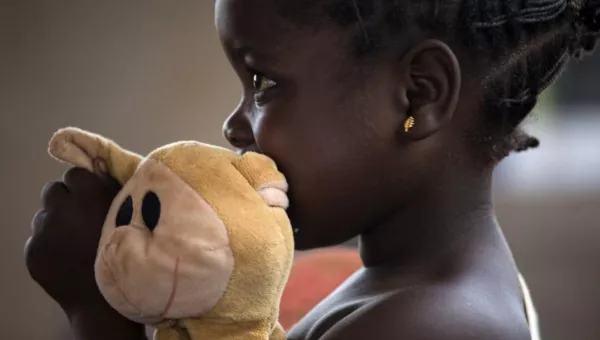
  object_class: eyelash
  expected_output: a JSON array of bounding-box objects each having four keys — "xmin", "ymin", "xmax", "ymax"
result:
[
  {"xmin": 253, "ymin": 73, "xmax": 276, "ymax": 91},
  {"xmin": 250, "ymin": 71, "xmax": 277, "ymax": 105}
]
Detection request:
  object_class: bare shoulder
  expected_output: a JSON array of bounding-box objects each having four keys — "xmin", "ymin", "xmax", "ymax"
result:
[{"xmin": 316, "ymin": 283, "xmax": 531, "ymax": 340}]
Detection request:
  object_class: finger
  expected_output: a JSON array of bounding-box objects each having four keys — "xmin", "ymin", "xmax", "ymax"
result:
[
  {"xmin": 23, "ymin": 236, "xmax": 36, "ymax": 273},
  {"xmin": 93, "ymin": 158, "xmax": 122, "ymax": 193},
  {"xmin": 30, "ymin": 209, "xmax": 48, "ymax": 236},
  {"xmin": 92, "ymin": 157, "xmax": 108, "ymax": 174},
  {"xmin": 99, "ymin": 172, "xmax": 122, "ymax": 194},
  {"xmin": 62, "ymin": 167, "xmax": 105, "ymax": 194},
  {"xmin": 24, "ymin": 236, "xmax": 50, "ymax": 285},
  {"xmin": 41, "ymin": 181, "xmax": 69, "ymax": 209},
  {"xmin": 23, "ymin": 237, "xmax": 33, "ymax": 258}
]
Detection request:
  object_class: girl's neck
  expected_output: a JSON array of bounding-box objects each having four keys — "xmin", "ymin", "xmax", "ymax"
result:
[{"xmin": 359, "ymin": 166, "xmax": 499, "ymax": 271}]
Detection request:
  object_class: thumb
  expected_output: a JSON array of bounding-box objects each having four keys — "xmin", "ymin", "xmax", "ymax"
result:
[{"xmin": 92, "ymin": 158, "xmax": 122, "ymax": 193}]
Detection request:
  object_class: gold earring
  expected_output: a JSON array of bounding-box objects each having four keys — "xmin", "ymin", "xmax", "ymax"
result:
[{"xmin": 404, "ymin": 116, "xmax": 415, "ymax": 132}]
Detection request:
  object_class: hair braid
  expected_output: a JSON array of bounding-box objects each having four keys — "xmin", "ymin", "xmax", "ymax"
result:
[{"xmin": 278, "ymin": 0, "xmax": 600, "ymax": 163}]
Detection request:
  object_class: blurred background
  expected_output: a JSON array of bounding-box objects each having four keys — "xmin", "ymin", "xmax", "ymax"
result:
[{"xmin": 1, "ymin": 1, "xmax": 598, "ymax": 339}]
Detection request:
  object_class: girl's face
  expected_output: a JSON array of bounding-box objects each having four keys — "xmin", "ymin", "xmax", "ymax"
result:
[{"xmin": 215, "ymin": 0, "xmax": 423, "ymax": 250}]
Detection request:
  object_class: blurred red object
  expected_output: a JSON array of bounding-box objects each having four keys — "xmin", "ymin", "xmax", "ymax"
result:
[{"xmin": 279, "ymin": 247, "xmax": 362, "ymax": 330}]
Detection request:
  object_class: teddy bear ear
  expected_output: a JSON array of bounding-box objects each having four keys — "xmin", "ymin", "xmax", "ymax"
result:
[
  {"xmin": 231, "ymin": 152, "xmax": 289, "ymax": 209},
  {"xmin": 48, "ymin": 127, "xmax": 142, "ymax": 184},
  {"xmin": 48, "ymin": 127, "xmax": 103, "ymax": 172}
]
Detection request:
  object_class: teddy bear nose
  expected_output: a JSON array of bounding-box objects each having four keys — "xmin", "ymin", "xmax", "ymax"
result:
[
  {"xmin": 115, "ymin": 195, "xmax": 134, "ymax": 227},
  {"xmin": 141, "ymin": 191, "xmax": 161, "ymax": 231}
]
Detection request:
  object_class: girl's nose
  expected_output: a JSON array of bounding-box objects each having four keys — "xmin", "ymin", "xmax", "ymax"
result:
[{"xmin": 222, "ymin": 101, "xmax": 255, "ymax": 149}]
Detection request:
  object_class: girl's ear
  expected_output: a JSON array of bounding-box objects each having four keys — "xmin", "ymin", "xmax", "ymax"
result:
[
  {"xmin": 396, "ymin": 39, "xmax": 462, "ymax": 140},
  {"xmin": 48, "ymin": 127, "xmax": 143, "ymax": 185},
  {"xmin": 231, "ymin": 152, "xmax": 289, "ymax": 209}
]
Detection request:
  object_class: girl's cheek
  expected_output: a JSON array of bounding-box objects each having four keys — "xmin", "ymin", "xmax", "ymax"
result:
[
  {"xmin": 250, "ymin": 107, "xmax": 279, "ymax": 152},
  {"xmin": 255, "ymin": 111, "xmax": 295, "ymax": 161}
]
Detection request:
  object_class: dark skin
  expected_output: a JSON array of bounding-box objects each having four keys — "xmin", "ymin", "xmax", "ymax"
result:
[{"xmin": 25, "ymin": 0, "xmax": 532, "ymax": 339}]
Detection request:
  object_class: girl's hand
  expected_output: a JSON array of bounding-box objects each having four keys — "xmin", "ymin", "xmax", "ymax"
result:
[
  {"xmin": 24, "ymin": 167, "xmax": 147, "ymax": 340},
  {"xmin": 25, "ymin": 168, "xmax": 146, "ymax": 340},
  {"xmin": 25, "ymin": 167, "xmax": 119, "ymax": 312}
]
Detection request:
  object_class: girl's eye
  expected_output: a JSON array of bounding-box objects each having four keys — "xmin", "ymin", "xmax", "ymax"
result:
[{"xmin": 252, "ymin": 73, "xmax": 276, "ymax": 92}]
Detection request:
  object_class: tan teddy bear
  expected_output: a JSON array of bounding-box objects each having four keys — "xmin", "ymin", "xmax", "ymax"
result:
[{"xmin": 48, "ymin": 127, "xmax": 294, "ymax": 340}]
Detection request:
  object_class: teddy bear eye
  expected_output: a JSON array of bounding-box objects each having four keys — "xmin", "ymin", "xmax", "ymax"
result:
[
  {"xmin": 141, "ymin": 191, "xmax": 161, "ymax": 231},
  {"xmin": 115, "ymin": 195, "xmax": 134, "ymax": 227}
]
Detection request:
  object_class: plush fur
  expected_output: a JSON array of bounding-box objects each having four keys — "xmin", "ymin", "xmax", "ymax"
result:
[{"xmin": 48, "ymin": 127, "xmax": 294, "ymax": 340}]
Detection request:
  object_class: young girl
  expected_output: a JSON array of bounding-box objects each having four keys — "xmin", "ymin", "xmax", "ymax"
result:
[{"xmin": 25, "ymin": 0, "xmax": 599, "ymax": 339}]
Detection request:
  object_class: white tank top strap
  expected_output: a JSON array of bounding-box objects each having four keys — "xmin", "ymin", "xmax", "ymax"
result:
[{"xmin": 518, "ymin": 274, "xmax": 542, "ymax": 340}]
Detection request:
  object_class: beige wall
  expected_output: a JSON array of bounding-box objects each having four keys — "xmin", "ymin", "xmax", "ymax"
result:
[
  {"xmin": 2, "ymin": 1, "xmax": 598, "ymax": 340},
  {"xmin": 2, "ymin": 2, "xmax": 236, "ymax": 339},
  {"xmin": 497, "ymin": 196, "xmax": 600, "ymax": 340}
]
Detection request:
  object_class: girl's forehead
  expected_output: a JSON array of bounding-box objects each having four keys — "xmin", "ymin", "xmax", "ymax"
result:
[
  {"xmin": 215, "ymin": 0, "xmax": 317, "ymax": 61},
  {"xmin": 215, "ymin": 0, "xmax": 355, "ymax": 77},
  {"xmin": 215, "ymin": 0, "xmax": 284, "ymax": 33}
]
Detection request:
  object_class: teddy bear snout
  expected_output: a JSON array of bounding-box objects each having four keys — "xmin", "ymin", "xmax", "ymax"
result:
[
  {"xmin": 114, "ymin": 190, "xmax": 161, "ymax": 232},
  {"xmin": 96, "ymin": 158, "xmax": 237, "ymax": 323}
]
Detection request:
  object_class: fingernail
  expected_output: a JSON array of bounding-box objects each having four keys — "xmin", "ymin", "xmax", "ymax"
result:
[{"xmin": 93, "ymin": 157, "xmax": 108, "ymax": 174}]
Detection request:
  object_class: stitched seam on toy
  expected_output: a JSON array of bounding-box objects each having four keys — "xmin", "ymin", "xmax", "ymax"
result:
[
  {"xmin": 159, "ymin": 256, "xmax": 180, "ymax": 318},
  {"xmin": 196, "ymin": 244, "xmax": 231, "ymax": 252},
  {"xmin": 207, "ymin": 239, "xmax": 236, "ymax": 321},
  {"xmin": 167, "ymin": 243, "xmax": 231, "ymax": 252},
  {"xmin": 267, "ymin": 208, "xmax": 288, "ymax": 245},
  {"xmin": 268, "ymin": 207, "xmax": 292, "ymax": 307},
  {"xmin": 101, "ymin": 249, "xmax": 142, "ymax": 315}
]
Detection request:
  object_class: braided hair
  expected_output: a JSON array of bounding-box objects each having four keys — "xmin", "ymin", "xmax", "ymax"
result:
[{"xmin": 278, "ymin": 0, "xmax": 600, "ymax": 162}]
